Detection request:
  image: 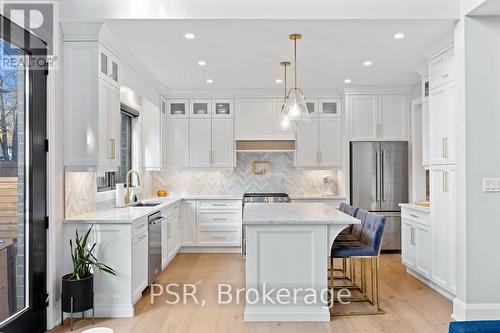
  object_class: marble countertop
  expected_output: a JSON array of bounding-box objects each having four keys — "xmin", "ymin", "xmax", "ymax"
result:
[
  {"xmin": 289, "ymin": 194, "xmax": 346, "ymax": 200},
  {"xmin": 399, "ymin": 203, "xmax": 430, "ymax": 214},
  {"xmin": 243, "ymin": 202, "xmax": 360, "ymax": 225}
]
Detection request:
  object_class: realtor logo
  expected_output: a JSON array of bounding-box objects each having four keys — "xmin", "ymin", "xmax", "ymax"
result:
[{"xmin": 2, "ymin": 2, "xmax": 54, "ymax": 55}]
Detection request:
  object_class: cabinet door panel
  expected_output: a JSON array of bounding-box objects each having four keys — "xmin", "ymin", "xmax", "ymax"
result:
[
  {"xmin": 379, "ymin": 95, "xmax": 407, "ymax": 140},
  {"xmin": 429, "ymin": 86, "xmax": 449, "ymax": 165},
  {"xmin": 142, "ymin": 98, "xmax": 161, "ymax": 169},
  {"xmin": 319, "ymin": 98, "xmax": 342, "ymax": 117},
  {"xmin": 107, "ymin": 85, "xmax": 121, "ymax": 167},
  {"xmin": 212, "ymin": 119, "xmax": 234, "ymax": 168},
  {"xmin": 98, "ymin": 79, "xmax": 109, "ymax": 166},
  {"xmin": 296, "ymin": 118, "xmax": 319, "ymax": 167},
  {"xmin": 318, "ymin": 118, "xmax": 342, "ymax": 167},
  {"xmin": 189, "ymin": 119, "xmax": 212, "ymax": 167},
  {"xmin": 422, "ymin": 101, "xmax": 429, "ymax": 166},
  {"xmin": 190, "ymin": 99, "xmax": 212, "ymax": 118},
  {"xmin": 235, "ymin": 99, "xmax": 259, "ymax": 139},
  {"xmin": 167, "ymin": 100, "xmax": 188, "ymax": 118},
  {"xmin": 430, "ymin": 169, "xmax": 449, "ymax": 288},
  {"xmin": 349, "ymin": 96, "xmax": 378, "ymax": 140},
  {"xmin": 401, "ymin": 220, "xmax": 416, "ymax": 268},
  {"xmin": 166, "ymin": 118, "xmax": 189, "ymax": 168},
  {"xmin": 182, "ymin": 201, "xmax": 197, "ymax": 246},
  {"xmin": 415, "ymin": 225, "xmax": 432, "ymax": 278},
  {"xmin": 213, "ymin": 99, "xmax": 233, "ymax": 118},
  {"xmin": 429, "ymin": 52, "xmax": 448, "ymax": 90}
]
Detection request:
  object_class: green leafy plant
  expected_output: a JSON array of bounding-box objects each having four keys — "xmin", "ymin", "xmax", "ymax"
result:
[{"xmin": 69, "ymin": 225, "xmax": 116, "ymax": 280}]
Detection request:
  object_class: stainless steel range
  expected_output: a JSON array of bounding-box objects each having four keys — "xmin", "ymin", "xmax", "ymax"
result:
[{"xmin": 242, "ymin": 193, "xmax": 291, "ymax": 256}]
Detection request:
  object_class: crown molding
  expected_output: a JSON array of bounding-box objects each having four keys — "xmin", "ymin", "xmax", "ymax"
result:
[{"xmin": 342, "ymin": 85, "xmax": 413, "ymax": 95}]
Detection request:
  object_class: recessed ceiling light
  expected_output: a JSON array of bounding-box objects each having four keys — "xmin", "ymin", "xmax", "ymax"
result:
[
  {"xmin": 394, "ymin": 33, "xmax": 405, "ymax": 40},
  {"xmin": 344, "ymin": 79, "xmax": 352, "ymax": 84},
  {"xmin": 275, "ymin": 79, "xmax": 283, "ymax": 84},
  {"xmin": 184, "ymin": 33, "xmax": 195, "ymax": 39},
  {"xmin": 363, "ymin": 60, "xmax": 373, "ymax": 67},
  {"xmin": 198, "ymin": 60, "xmax": 206, "ymax": 66},
  {"xmin": 206, "ymin": 79, "xmax": 214, "ymax": 84}
]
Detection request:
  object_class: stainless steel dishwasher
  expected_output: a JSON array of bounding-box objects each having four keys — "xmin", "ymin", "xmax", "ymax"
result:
[{"xmin": 148, "ymin": 211, "xmax": 164, "ymax": 284}]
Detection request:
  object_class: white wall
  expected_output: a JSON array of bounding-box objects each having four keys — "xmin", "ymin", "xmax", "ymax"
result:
[
  {"xmin": 453, "ymin": 15, "xmax": 500, "ymax": 320},
  {"xmin": 60, "ymin": 0, "xmax": 459, "ymax": 20}
]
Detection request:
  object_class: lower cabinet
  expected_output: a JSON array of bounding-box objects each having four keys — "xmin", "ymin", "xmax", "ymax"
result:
[
  {"xmin": 401, "ymin": 208, "xmax": 432, "ymax": 280},
  {"xmin": 161, "ymin": 202, "xmax": 181, "ymax": 269},
  {"xmin": 131, "ymin": 228, "xmax": 148, "ymax": 302},
  {"xmin": 181, "ymin": 200, "xmax": 197, "ymax": 246}
]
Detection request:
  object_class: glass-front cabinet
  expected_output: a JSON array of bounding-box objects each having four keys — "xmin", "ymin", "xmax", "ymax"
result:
[
  {"xmin": 190, "ymin": 99, "xmax": 212, "ymax": 118},
  {"xmin": 319, "ymin": 98, "xmax": 342, "ymax": 117},
  {"xmin": 304, "ymin": 99, "xmax": 318, "ymax": 117},
  {"xmin": 167, "ymin": 100, "xmax": 188, "ymax": 118},
  {"xmin": 99, "ymin": 44, "xmax": 119, "ymax": 86},
  {"xmin": 212, "ymin": 99, "xmax": 233, "ymax": 118}
]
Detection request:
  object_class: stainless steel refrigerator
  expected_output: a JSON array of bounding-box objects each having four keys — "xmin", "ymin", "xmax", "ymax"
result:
[{"xmin": 350, "ymin": 141, "xmax": 408, "ymax": 251}]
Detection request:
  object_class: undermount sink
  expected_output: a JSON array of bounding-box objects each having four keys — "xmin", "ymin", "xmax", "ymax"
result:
[{"xmin": 128, "ymin": 201, "xmax": 161, "ymax": 207}]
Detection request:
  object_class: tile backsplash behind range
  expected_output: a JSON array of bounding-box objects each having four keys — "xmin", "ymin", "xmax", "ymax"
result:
[{"xmin": 146, "ymin": 153, "xmax": 337, "ymax": 197}]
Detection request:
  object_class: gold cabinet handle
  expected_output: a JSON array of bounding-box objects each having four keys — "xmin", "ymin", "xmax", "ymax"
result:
[
  {"xmin": 442, "ymin": 171, "xmax": 449, "ymax": 192},
  {"xmin": 109, "ymin": 139, "xmax": 116, "ymax": 160}
]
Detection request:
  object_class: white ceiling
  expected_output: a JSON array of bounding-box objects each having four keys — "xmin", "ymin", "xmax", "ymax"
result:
[
  {"xmin": 468, "ymin": 0, "xmax": 500, "ymax": 15},
  {"xmin": 105, "ymin": 19, "xmax": 456, "ymax": 91}
]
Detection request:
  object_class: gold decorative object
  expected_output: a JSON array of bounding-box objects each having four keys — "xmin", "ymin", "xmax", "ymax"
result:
[
  {"xmin": 157, "ymin": 190, "xmax": 168, "ymax": 197},
  {"xmin": 252, "ymin": 160, "xmax": 272, "ymax": 175}
]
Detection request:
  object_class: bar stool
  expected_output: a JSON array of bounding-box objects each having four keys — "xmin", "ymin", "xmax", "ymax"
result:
[
  {"xmin": 330, "ymin": 212, "xmax": 386, "ymax": 316},
  {"xmin": 332, "ymin": 204, "xmax": 359, "ymax": 277},
  {"xmin": 331, "ymin": 208, "xmax": 368, "ymax": 284}
]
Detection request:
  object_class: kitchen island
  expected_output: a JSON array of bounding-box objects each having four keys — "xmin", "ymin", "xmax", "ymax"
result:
[{"xmin": 243, "ymin": 202, "xmax": 359, "ymax": 321}]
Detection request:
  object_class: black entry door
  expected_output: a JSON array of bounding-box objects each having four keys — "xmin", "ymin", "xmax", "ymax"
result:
[{"xmin": 0, "ymin": 15, "xmax": 47, "ymax": 333}]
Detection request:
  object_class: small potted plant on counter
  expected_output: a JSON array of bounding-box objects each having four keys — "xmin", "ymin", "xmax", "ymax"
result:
[{"xmin": 62, "ymin": 225, "xmax": 116, "ymax": 329}]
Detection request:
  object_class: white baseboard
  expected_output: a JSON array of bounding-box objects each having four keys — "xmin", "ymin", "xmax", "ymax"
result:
[
  {"xmin": 406, "ymin": 268, "xmax": 455, "ymax": 300},
  {"xmin": 47, "ymin": 299, "xmax": 62, "ymax": 329},
  {"xmin": 452, "ymin": 298, "xmax": 500, "ymax": 321},
  {"xmin": 244, "ymin": 306, "xmax": 330, "ymax": 321},
  {"xmin": 179, "ymin": 246, "xmax": 242, "ymax": 253}
]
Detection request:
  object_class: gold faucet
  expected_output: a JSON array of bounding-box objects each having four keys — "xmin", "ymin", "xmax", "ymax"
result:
[{"xmin": 125, "ymin": 169, "xmax": 141, "ymax": 204}]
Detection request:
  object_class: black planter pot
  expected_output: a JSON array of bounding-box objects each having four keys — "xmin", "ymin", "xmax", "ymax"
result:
[{"xmin": 61, "ymin": 273, "xmax": 94, "ymax": 313}]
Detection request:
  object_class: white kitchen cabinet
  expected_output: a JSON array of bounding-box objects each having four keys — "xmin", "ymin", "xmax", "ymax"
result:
[
  {"xmin": 160, "ymin": 96, "xmax": 168, "ymax": 168},
  {"xmin": 429, "ymin": 48, "xmax": 454, "ymax": 90},
  {"xmin": 142, "ymin": 98, "xmax": 162, "ymax": 170},
  {"xmin": 161, "ymin": 218, "xmax": 169, "ymax": 269},
  {"xmin": 401, "ymin": 220, "xmax": 416, "ymax": 268},
  {"xmin": 379, "ymin": 95, "xmax": 408, "ymax": 140},
  {"xmin": 64, "ymin": 41, "xmax": 121, "ymax": 170},
  {"xmin": 99, "ymin": 44, "xmax": 120, "ymax": 87},
  {"xmin": 167, "ymin": 99, "xmax": 189, "ymax": 118},
  {"xmin": 196, "ymin": 201, "xmax": 242, "ymax": 247},
  {"xmin": 212, "ymin": 119, "xmax": 234, "ymax": 167},
  {"xmin": 348, "ymin": 95, "xmax": 378, "ymax": 140},
  {"xmin": 296, "ymin": 118, "xmax": 319, "ymax": 167},
  {"xmin": 189, "ymin": 118, "xmax": 234, "ymax": 168},
  {"xmin": 296, "ymin": 117, "xmax": 342, "ymax": 168},
  {"xmin": 235, "ymin": 99, "xmax": 295, "ymax": 140},
  {"xmin": 189, "ymin": 118, "xmax": 212, "ymax": 167},
  {"xmin": 165, "ymin": 118, "xmax": 189, "ymax": 168},
  {"xmin": 415, "ymin": 224, "xmax": 432, "ymax": 278},
  {"xmin": 212, "ymin": 99, "xmax": 233, "ymax": 118},
  {"xmin": 421, "ymin": 101, "xmax": 430, "ymax": 166},
  {"xmin": 428, "ymin": 82, "xmax": 455, "ymax": 165},
  {"xmin": 347, "ymin": 94, "xmax": 408, "ymax": 141},
  {"xmin": 305, "ymin": 99, "xmax": 319, "ymax": 117},
  {"xmin": 190, "ymin": 99, "xmax": 212, "ymax": 118},
  {"xmin": 161, "ymin": 203, "xmax": 181, "ymax": 268},
  {"xmin": 430, "ymin": 167, "xmax": 456, "ymax": 293},
  {"xmin": 319, "ymin": 98, "xmax": 342, "ymax": 117},
  {"xmin": 181, "ymin": 200, "xmax": 197, "ymax": 246},
  {"xmin": 318, "ymin": 118, "xmax": 342, "ymax": 167},
  {"xmin": 132, "ymin": 229, "xmax": 148, "ymax": 302}
]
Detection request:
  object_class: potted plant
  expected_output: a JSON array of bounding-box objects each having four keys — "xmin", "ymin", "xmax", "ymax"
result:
[{"xmin": 62, "ymin": 225, "xmax": 116, "ymax": 318}]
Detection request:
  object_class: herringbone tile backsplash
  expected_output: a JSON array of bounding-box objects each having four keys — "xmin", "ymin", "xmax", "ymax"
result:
[{"xmin": 144, "ymin": 153, "xmax": 337, "ymax": 197}]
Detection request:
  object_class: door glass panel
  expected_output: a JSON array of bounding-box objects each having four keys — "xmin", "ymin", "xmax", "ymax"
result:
[
  {"xmin": 111, "ymin": 61, "xmax": 118, "ymax": 82},
  {"xmin": 170, "ymin": 103, "xmax": 185, "ymax": 115},
  {"xmin": 100, "ymin": 52, "xmax": 108, "ymax": 75},
  {"xmin": 193, "ymin": 102, "xmax": 208, "ymax": 115},
  {"xmin": 322, "ymin": 102, "xmax": 337, "ymax": 115},
  {"xmin": 0, "ymin": 39, "xmax": 27, "ymax": 323},
  {"xmin": 306, "ymin": 102, "xmax": 315, "ymax": 115},
  {"xmin": 215, "ymin": 102, "xmax": 230, "ymax": 115}
]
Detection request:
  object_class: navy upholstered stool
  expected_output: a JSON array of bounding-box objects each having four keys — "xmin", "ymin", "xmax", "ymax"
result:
[
  {"xmin": 449, "ymin": 321, "xmax": 500, "ymax": 333},
  {"xmin": 330, "ymin": 213, "xmax": 386, "ymax": 316}
]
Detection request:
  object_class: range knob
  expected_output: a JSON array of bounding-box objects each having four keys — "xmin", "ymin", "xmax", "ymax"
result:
[
  {"xmin": 250, "ymin": 198, "xmax": 254, "ymax": 203},
  {"xmin": 264, "ymin": 198, "xmax": 269, "ymax": 203}
]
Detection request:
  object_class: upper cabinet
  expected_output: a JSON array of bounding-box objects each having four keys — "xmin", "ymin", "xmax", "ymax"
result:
[
  {"xmin": 167, "ymin": 100, "xmax": 189, "ymax": 118},
  {"xmin": 428, "ymin": 82, "xmax": 455, "ymax": 165},
  {"xmin": 188, "ymin": 118, "xmax": 234, "ymax": 168},
  {"xmin": 429, "ymin": 48, "xmax": 454, "ymax": 91},
  {"xmin": 347, "ymin": 94, "xmax": 408, "ymax": 141},
  {"xmin": 234, "ymin": 99, "xmax": 295, "ymax": 140},
  {"xmin": 142, "ymin": 98, "xmax": 162, "ymax": 170},
  {"xmin": 64, "ymin": 41, "xmax": 121, "ymax": 170},
  {"xmin": 212, "ymin": 99, "xmax": 234, "ymax": 118},
  {"xmin": 190, "ymin": 99, "xmax": 212, "ymax": 118},
  {"xmin": 319, "ymin": 98, "xmax": 343, "ymax": 117}
]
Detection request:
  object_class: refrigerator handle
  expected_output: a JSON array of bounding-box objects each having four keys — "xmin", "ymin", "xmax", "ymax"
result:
[
  {"xmin": 381, "ymin": 150, "xmax": 385, "ymax": 201},
  {"xmin": 375, "ymin": 151, "xmax": 379, "ymax": 202}
]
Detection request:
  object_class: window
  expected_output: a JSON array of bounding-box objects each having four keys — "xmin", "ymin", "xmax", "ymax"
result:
[{"xmin": 97, "ymin": 110, "xmax": 136, "ymax": 192}]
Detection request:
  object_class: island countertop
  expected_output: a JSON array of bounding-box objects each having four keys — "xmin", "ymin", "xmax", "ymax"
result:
[{"xmin": 243, "ymin": 202, "xmax": 360, "ymax": 225}]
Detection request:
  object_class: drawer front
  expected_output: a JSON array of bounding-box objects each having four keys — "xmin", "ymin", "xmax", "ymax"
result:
[
  {"xmin": 197, "ymin": 200, "xmax": 242, "ymax": 210},
  {"xmin": 198, "ymin": 210, "xmax": 241, "ymax": 227},
  {"xmin": 198, "ymin": 229, "xmax": 240, "ymax": 246},
  {"xmin": 402, "ymin": 209, "xmax": 429, "ymax": 225},
  {"xmin": 132, "ymin": 217, "xmax": 148, "ymax": 237}
]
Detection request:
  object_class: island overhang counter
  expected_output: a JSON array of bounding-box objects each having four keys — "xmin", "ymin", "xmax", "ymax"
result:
[{"xmin": 243, "ymin": 202, "xmax": 360, "ymax": 322}]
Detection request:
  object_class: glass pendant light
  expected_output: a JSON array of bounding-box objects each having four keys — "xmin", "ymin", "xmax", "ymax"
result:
[
  {"xmin": 284, "ymin": 33, "xmax": 310, "ymax": 122},
  {"xmin": 279, "ymin": 61, "xmax": 291, "ymax": 130}
]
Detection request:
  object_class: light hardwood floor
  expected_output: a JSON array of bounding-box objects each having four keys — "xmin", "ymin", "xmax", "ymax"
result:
[{"xmin": 49, "ymin": 253, "xmax": 452, "ymax": 333}]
